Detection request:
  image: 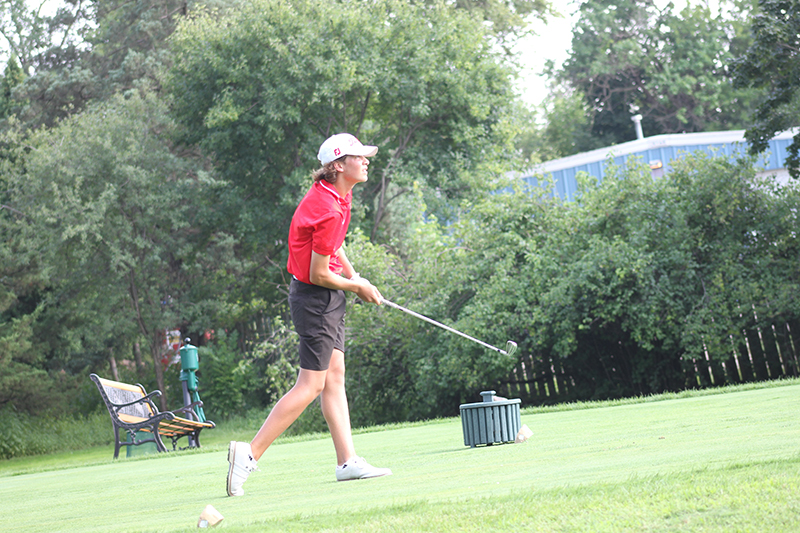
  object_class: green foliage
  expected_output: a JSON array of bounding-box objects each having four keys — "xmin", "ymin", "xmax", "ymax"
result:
[
  {"xmin": 166, "ymin": 0, "xmax": 519, "ymax": 271},
  {"xmin": 733, "ymin": 0, "xmax": 800, "ymax": 178},
  {"xmin": 0, "ymin": 90, "xmax": 240, "ymax": 410},
  {"xmin": 558, "ymin": 0, "xmax": 761, "ymax": 148},
  {"xmin": 0, "ymin": 306, "xmax": 52, "ymax": 412},
  {"xmin": 343, "ymin": 151, "xmax": 800, "ymax": 415},
  {"xmin": 0, "ymin": 55, "xmax": 25, "ymax": 118},
  {"xmin": 521, "ymin": 84, "xmax": 606, "ymax": 162},
  {"xmin": 415, "ymin": 0, "xmax": 556, "ymax": 52},
  {"xmin": 1, "ymin": 0, "xmax": 797, "ymax": 435},
  {"xmin": 0, "ymin": 0, "xmax": 94, "ymax": 126},
  {"xmin": 334, "ymin": 230, "xmax": 421, "ymax": 425},
  {"xmin": 523, "ymin": 154, "xmax": 799, "ymax": 398},
  {"xmin": 193, "ymin": 333, "xmax": 247, "ymax": 419},
  {"xmin": 166, "ymin": 1, "xmax": 532, "ymax": 424},
  {"xmin": 4, "ymin": 0, "xmax": 525, "ymax": 425},
  {"xmin": 0, "ymin": 407, "xmax": 110, "ymax": 460},
  {"xmin": 10, "ymin": 0, "xmax": 240, "ymax": 128},
  {"xmin": 0, "ymin": 0, "xmax": 83, "ymax": 73},
  {"xmin": 194, "ymin": 321, "xmax": 300, "ymax": 419},
  {"xmin": 343, "ymin": 183, "xmax": 538, "ymax": 421},
  {"xmin": 246, "ymin": 319, "xmax": 302, "ymax": 407}
]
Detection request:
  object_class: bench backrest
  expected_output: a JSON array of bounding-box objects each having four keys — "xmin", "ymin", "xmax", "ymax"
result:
[{"xmin": 94, "ymin": 375, "xmax": 156, "ymax": 419}]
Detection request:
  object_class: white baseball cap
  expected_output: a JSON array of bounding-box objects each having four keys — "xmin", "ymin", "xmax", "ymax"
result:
[{"xmin": 317, "ymin": 133, "xmax": 378, "ymax": 165}]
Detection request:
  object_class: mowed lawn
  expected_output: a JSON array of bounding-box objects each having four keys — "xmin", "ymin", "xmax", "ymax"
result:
[{"xmin": 2, "ymin": 382, "xmax": 799, "ymax": 532}]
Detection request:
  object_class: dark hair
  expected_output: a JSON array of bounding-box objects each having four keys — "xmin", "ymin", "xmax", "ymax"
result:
[{"xmin": 312, "ymin": 155, "xmax": 348, "ymax": 184}]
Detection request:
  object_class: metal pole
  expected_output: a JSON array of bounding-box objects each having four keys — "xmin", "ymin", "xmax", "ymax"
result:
[{"xmin": 632, "ymin": 114, "xmax": 644, "ymax": 140}]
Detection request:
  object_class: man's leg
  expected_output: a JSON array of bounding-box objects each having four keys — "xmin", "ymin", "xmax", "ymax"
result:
[
  {"xmin": 228, "ymin": 369, "xmax": 327, "ymax": 496},
  {"xmin": 322, "ymin": 351, "xmax": 392, "ymax": 481},
  {"xmin": 320, "ymin": 349, "xmax": 356, "ymax": 465},
  {"xmin": 250, "ymin": 368, "xmax": 328, "ymax": 460}
]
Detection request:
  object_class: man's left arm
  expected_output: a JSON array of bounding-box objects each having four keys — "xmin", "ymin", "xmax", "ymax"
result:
[{"xmin": 309, "ymin": 250, "xmax": 382, "ymax": 304}]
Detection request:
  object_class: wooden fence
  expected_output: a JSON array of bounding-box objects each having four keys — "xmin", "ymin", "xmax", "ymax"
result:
[
  {"xmin": 234, "ymin": 307, "xmax": 799, "ymax": 406},
  {"xmin": 500, "ymin": 317, "xmax": 800, "ymax": 405}
]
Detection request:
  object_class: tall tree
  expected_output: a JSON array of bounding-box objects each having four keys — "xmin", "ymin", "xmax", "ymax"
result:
[
  {"xmin": 0, "ymin": 0, "xmax": 93, "ymax": 122},
  {"xmin": 166, "ymin": 0, "xmax": 519, "ymax": 302},
  {"xmin": 0, "ymin": 199, "xmax": 52, "ymax": 412},
  {"xmin": 0, "ymin": 54, "xmax": 24, "ymax": 117},
  {"xmin": 521, "ymin": 84, "xmax": 604, "ymax": 162},
  {"xmin": 417, "ymin": 0, "xmax": 555, "ymax": 52},
  {"xmin": 0, "ymin": 0, "xmax": 84, "ymax": 73},
  {"xmin": 733, "ymin": 0, "xmax": 800, "ymax": 178},
  {"xmin": 558, "ymin": 0, "xmax": 760, "ymax": 148},
  {"xmin": 1, "ymin": 91, "xmax": 232, "ymax": 410},
  {"xmin": 8, "ymin": 0, "xmax": 236, "ymax": 128}
]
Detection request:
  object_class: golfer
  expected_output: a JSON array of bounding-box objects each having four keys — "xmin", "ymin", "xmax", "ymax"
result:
[{"xmin": 227, "ymin": 133, "xmax": 391, "ymax": 497}]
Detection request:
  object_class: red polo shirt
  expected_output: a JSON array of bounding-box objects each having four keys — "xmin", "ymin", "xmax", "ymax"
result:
[{"xmin": 287, "ymin": 180, "xmax": 352, "ymax": 284}]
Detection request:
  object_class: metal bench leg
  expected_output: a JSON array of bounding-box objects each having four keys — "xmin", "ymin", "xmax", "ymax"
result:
[
  {"xmin": 152, "ymin": 429, "xmax": 168, "ymax": 453},
  {"xmin": 113, "ymin": 423, "xmax": 123, "ymax": 460}
]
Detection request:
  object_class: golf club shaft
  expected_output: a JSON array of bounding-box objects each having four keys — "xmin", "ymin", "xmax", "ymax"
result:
[{"xmin": 381, "ymin": 298, "xmax": 510, "ymax": 355}]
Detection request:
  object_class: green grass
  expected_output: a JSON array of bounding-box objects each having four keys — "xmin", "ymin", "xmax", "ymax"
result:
[{"xmin": 2, "ymin": 381, "xmax": 799, "ymax": 532}]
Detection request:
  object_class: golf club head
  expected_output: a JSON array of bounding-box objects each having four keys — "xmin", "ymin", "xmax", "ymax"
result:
[{"xmin": 505, "ymin": 341, "xmax": 518, "ymax": 357}]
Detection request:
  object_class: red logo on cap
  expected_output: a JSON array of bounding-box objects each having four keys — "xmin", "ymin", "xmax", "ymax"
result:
[{"xmin": 334, "ymin": 148, "xmax": 341, "ymax": 156}]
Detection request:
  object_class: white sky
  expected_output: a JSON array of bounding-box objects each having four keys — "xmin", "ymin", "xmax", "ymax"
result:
[{"xmin": 515, "ymin": 0, "xmax": 723, "ymax": 108}]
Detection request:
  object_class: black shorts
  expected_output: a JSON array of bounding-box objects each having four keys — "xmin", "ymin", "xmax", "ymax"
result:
[{"xmin": 289, "ymin": 278, "xmax": 346, "ymax": 371}]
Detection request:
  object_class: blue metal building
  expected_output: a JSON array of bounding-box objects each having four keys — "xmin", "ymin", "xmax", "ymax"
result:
[{"xmin": 521, "ymin": 129, "xmax": 797, "ymax": 202}]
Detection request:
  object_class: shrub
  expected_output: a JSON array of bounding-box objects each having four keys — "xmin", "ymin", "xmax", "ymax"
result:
[{"xmin": 0, "ymin": 407, "xmax": 111, "ymax": 459}]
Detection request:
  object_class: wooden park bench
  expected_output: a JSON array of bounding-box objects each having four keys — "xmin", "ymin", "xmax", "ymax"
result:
[{"xmin": 90, "ymin": 373, "xmax": 215, "ymax": 459}]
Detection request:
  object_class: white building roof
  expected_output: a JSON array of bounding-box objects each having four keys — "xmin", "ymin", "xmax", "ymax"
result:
[{"xmin": 520, "ymin": 129, "xmax": 797, "ymax": 201}]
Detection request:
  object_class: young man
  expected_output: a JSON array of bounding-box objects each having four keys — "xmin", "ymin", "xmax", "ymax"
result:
[{"xmin": 226, "ymin": 133, "xmax": 391, "ymax": 497}]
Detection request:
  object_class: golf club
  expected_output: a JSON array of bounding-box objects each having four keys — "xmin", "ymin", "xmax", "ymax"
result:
[{"xmin": 381, "ymin": 298, "xmax": 518, "ymax": 357}]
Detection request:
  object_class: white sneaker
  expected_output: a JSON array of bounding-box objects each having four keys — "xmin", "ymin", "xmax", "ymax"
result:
[
  {"xmin": 335, "ymin": 456, "xmax": 392, "ymax": 481},
  {"xmin": 227, "ymin": 441, "xmax": 258, "ymax": 496}
]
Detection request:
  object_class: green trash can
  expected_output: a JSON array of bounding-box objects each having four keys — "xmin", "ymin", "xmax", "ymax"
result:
[
  {"xmin": 459, "ymin": 390, "xmax": 521, "ymax": 447},
  {"xmin": 123, "ymin": 430, "xmax": 159, "ymax": 457}
]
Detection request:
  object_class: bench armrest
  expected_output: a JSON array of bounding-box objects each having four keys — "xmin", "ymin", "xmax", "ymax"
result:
[
  {"xmin": 110, "ymin": 390, "xmax": 162, "ymax": 413},
  {"xmin": 172, "ymin": 401, "xmax": 204, "ymax": 421}
]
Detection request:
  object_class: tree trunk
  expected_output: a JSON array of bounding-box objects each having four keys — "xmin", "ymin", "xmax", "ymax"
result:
[
  {"xmin": 127, "ymin": 269, "xmax": 167, "ymax": 409},
  {"xmin": 109, "ymin": 348, "xmax": 120, "ymax": 381},
  {"xmin": 150, "ymin": 331, "xmax": 168, "ymax": 411},
  {"xmin": 133, "ymin": 341, "xmax": 144, "ymax": 373}
]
